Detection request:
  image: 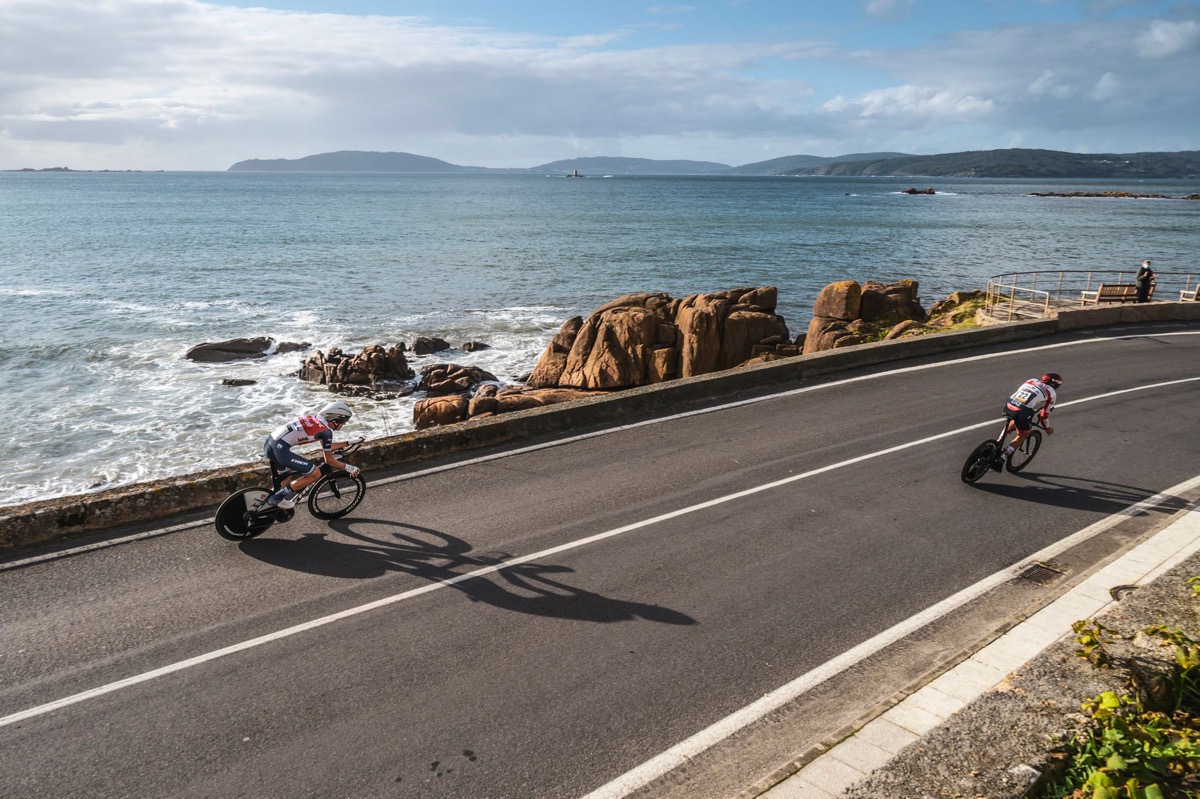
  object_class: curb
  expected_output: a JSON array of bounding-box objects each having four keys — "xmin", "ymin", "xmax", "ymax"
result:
[{"xmin": 3, "ymin": 303, "xmax": 1199, "ymax": 552}]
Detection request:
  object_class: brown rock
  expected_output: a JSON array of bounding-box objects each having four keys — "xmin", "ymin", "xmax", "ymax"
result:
[
  {"xmin": 493, "ymin": 387, "xmax": 601, "ymax": 413},
  {"xmin": 413, "ymin": 336, "xmax": 451, "ymax": 355},
  {"xmin": 299, "ymin": 344, "xmax": 414, "ymax": 392},
  {"xmin": 186, "ymin": 337, "xmax": 273, "ymax": 362},
  {"xmin": 811, "ymin": 281, "xmax": 862, "ymax": 321},
  {"xmin": 559, "ymin": 305, "xmax": 660, "ymax": 389},
  {"xmin": 719, "ymin": 311, "xmax": 789, "ymax": 369},
  {"xmin": 526, "ymin": 286, "xmax": 791, "ymax": 389},
  {"xmin": 418, "ymin": 363, "xmax": 498, "ymax": 395},
  {"xmin": 413, "ymin": 395, "xmax": 468, "ymax": 429}
]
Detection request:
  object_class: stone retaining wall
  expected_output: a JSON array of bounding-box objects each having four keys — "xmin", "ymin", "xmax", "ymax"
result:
[{"xmin": 4, "ymin": 302, "xmax": 1199, "ymax": 553}]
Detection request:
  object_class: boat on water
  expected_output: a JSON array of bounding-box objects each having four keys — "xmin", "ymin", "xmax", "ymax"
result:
[{"xmin": 568, "ymin": 168, "xmax": 583, "ymax": 178}]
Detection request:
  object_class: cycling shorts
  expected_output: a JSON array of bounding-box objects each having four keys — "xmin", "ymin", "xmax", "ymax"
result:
[
  {"xmin": 264, "ymin": 436, "xmax": 317, "ymax": 476},
  {"xmin": 1003, "ymin": 402, "xmax": 1036, "ymax": 432}
]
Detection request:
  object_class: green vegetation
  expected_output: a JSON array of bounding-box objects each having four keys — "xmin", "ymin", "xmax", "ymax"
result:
[
  {"xmin": 781, "ymin": 148, "xmax": 1200, "ymax": 179},
  {"xmin": 1037, "ymin": 584, "xmax": 1200, "ymax": 798}
]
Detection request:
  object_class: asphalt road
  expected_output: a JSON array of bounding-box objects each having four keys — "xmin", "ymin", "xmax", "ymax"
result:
[{"xmin": 2, "ymin": 325, "xmax": 1199, "ymax": 799}]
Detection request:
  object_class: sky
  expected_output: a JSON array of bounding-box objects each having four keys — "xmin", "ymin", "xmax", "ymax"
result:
[{"xmin": 1, "ymin": 0, "xmax": 1197, "ymax": 171}]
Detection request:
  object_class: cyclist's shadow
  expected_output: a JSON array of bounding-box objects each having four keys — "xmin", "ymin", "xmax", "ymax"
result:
[
  {"xmin": 239, "ymin": 517, "xmax": 696, "ymax": 626},
  {"xmin": 969, "ymin": 471, "xmax": 1190, "ymax": 517}
]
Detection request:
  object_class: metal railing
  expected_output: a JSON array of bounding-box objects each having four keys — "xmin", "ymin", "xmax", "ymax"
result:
[{"xmin": 985, "ymin": 270, "xmax": 1197, "ymax": 320}]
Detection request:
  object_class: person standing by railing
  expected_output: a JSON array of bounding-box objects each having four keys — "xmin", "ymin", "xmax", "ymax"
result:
[{"xmin": 1136, "ymin": 259, "xmax": 1155, "ymax": 303}]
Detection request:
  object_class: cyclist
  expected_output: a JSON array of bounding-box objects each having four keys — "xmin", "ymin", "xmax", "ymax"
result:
[
  {"xmin": 262, "ymin": 400, "xmax": 361, "ymax": 509},
  {"xmin": 994, "ymin": 373, "xmax": 1062, "ymax": 470}
]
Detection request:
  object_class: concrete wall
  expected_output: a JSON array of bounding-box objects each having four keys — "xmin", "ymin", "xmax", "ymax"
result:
[{"xmin": 4, "ymin": 302, "xmax": 1199, "ymax": 553}]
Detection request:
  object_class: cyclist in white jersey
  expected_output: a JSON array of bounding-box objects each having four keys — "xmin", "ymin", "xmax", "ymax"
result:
[
  {"xmin": 263, "ymin": 400, "xmax": 360, "ymax": 509},
  {"xmin": 995, "ymin": 373, "xmax": 1062, "ymax": 470}
]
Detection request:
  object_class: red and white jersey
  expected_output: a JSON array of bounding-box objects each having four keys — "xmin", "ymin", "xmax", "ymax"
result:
[
  {"xmin": 1008, "ymin": 379, "xmax": 1057, "ymax": 414},
  {"xmin": 269, "ymin": 414, "xmax": 335, "ymax": 451}
]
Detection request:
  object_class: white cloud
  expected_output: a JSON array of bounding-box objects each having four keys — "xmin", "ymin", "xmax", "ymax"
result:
[
  {"xmin": 862, "ymin": 0, "xmax": 916, "ymax": 21},
  {"xmin": 823, "ymin": 85, "xmax": 994, "ymax": 120},
  {"xmin": 1028, "ymin": 70, "xmax": 1074, "ymax": 99},
  {"xmin": 1091, "ymin": 72, "xmax": 1121, "ymax": 101},
  {"xmin": 1135, "ymin": 19, "xmax": 1200, "ymax": 58}
]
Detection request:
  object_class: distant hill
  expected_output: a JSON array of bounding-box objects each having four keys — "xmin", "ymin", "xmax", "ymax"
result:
[
  {"xmin": 726, "ymin": 152, "xmax": 910, "ymax": 176},
  {"xmin": 227, "ymin": 151, "xmax": 488, "ymax": 172},
  {"xmin": 528, "ymin": 156, "xmax": 730, "ymax": 175},
  {"xmin": 780, "ymin": 148, "xmax": 1200, "ymax": 179},
  {"xmin": 226, "ymin": 148, "xmax": 1200, "ymax": 178}
]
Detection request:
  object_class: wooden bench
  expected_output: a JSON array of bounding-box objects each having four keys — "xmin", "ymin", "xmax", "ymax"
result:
[
  {"xmin": 1079, "ymin": 282, "xmax": 1154, "ymax": 306},
  {"xmin": 1181, "ymin": 287, "xmax": 1199, "ymax": 301}
]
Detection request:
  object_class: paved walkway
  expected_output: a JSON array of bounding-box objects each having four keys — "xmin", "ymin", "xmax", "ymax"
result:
[{"xmin": 761, "ymin": 503, "xmax": 1200, "ymax": 798}]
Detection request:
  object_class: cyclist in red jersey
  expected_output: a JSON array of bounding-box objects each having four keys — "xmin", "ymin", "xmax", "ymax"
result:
[
  {"xmin": 994, "ymin": 373, "xmax": 1062, "ymax": 470},
  {"xmin": 262, "ymin": 400, "xmax": 360, "ymax": 509}
]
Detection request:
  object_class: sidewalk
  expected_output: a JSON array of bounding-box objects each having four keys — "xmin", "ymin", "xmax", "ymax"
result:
[{"xmin": 759, "ymin": 502, "xmax": 1200, "ymax": 799}]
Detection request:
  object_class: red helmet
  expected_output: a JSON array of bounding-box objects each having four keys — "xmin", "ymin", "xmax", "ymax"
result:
[{"xmin": 1040, "ymin": 373, "xmax": 1063, "ymax": 388}]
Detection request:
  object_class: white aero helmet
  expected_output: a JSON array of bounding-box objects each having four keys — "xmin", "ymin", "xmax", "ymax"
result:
[{"xmin": 319, "ymin": 400, "xmax": 354, "ymax": 425}]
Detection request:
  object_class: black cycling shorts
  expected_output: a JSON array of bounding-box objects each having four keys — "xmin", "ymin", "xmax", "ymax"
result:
[
  {"xmin": 1003, "ymin": 403, "xmax": 1036, "ymax": 432},
  {"xmin": 263, "ymin": 436, "xmax": 317, "ymax": 476}
]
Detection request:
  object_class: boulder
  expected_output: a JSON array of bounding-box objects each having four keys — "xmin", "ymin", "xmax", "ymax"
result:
[
  {"xmin": 417, "ymin": 363, "xmax": 498, "ymax": 395},
  {"xmin": 461, "ymin": 341, "xmax": 491, "ymax": 352},
  {"xmin": 804, "ymin": 280, "xmax": 928, "ymax": 355},
  {"xmin": 526, "ymin": 316, "xmax": 583, "ymax": 387},
  {"xmin": 413, "ymin": 395, "xmax": 469, "ymax": 429},
  {"xmin": 492, "ymin": 386, "xmax": 601, "ymax": 414},
  {"xmin": 184, "ymin": 335, "xmax": 309, "ymax": 359},
  {"xmin": 810, "ymin": 281, "xmax": 862, "ymax": 321},
  {"xmin": 412, "ymin": 336, "xmax": 451, "ymax": 355}
]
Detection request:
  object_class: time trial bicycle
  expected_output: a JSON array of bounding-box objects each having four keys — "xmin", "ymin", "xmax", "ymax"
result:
[
  {"xmin": 960, "ymin": 416, "xmax": 1047, "ymax": 485},
  {"xmin": 215, "ymin": 439, "xmax": 367, "ymax": 540}
]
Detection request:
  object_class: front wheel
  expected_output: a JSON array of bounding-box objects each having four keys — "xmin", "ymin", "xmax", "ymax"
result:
[
  {"xmin": 215, "ymin": 488, "xmax": 276, "ymax": 540},
  {"xmin": 1005, "ymin": 430, "xmax": 1043, "ymax": 473},
  {"xmin": 961, "ymin": 440, "xmax": 1000, "ymax": 485},
  {"xmin": 308, "ymin": 471, "xmax": 367, "ymax": 520}
]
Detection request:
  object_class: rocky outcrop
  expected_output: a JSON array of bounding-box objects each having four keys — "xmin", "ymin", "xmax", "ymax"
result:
[
  {"xmin": 413, "ymin": 384, "xmax": 601, "ymax": 429},
  {"xmin": 299, "ymin": 344, "xmax": 414, "ymax": 396},
  {"xmin": 1031, "ymin": 191, "xmax": 1200, "ymax": 200},
  {"xmin": 417, "ymin": 363, "xmax": 498, "ymax": 395},
  {"xmin": 801, "ymin": 282, "xmax": 990, "ymax": 353},
  {"xmin": 902, "ymin": 187, "xmax": 936, "ymax": 195},
  {"xmin": 185, "ymin": 337, "xmax": 308, "ymax": 362},
  {"xmin": 802, "ymin": 280, "xmax": 928, "ymax": 354},
  {"xmin": 527, "ymin": 287, "xmax": 791, "ymax": 390}
]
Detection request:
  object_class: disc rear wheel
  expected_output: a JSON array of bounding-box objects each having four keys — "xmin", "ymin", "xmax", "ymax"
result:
[
  {"xmin": 215, "ymin": 488, "xmax": 275, "ymax": 540},
  {"xmin": 961, "ymin": 440, "xmax": 1000, "ymax": 484}
]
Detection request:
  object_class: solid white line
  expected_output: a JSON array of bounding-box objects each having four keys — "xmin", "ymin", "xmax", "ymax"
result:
[
  {"xmin": 3, "ymin": 329, "xmax": 1196, "ymax": 572},
  {"xmin": 3, "ymin": 376, "xmax": 1198, "ymax": 731}
]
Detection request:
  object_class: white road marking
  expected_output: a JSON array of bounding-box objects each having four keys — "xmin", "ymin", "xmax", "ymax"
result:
[
  {"xmin": 4, "ymin": 329, "xmax": 1197, "ymax": 572},
  {"xmin": 3, "ymin": 376, "xmax": 1198, "ymax": 731}
]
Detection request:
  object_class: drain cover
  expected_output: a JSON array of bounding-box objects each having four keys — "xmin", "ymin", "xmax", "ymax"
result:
[{"xmin": 1017, "ymin": 561, "xmax": 1066, "ymax": 585}]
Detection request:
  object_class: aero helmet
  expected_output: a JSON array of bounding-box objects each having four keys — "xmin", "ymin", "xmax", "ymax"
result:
[
  {"xmin": 1040, "ymin": 373, "xmax": 1063, "ymax": 388},
  {"xmin": 320, "ymin": 400, "xmax": 354, "ymax": 424}
]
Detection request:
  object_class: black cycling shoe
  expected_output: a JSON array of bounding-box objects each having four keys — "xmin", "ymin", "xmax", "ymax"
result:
[{"xmin": 990, "ymin": 457, "xmax": 1005, "ymax": 472}]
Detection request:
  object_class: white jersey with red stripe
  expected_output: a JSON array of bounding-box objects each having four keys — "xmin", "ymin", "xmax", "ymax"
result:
[
  {"xmin": 1007, "ymin": 379, "xmax": 1057, "ymax": 414},
  {"xmin": 269, "ymin": 414, "xmax": 335, "ymax": 451}
]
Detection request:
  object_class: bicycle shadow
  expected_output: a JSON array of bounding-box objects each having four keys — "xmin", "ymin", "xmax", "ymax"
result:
[
  {"xmin": 238, "ymin": 517, "xmax": 696, "ymax": 626},
  {"xmin": 967, "ymin": 471, "xmax": 1190, "ymax": 516}
]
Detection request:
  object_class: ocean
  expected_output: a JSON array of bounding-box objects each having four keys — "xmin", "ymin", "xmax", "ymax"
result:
[{"xmin": 2, "ymin": 171, "xmax": 1198, "ymax": 507}]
